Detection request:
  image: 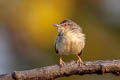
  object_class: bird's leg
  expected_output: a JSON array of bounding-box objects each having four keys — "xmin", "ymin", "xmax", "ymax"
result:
[
  {"xmin": 59, "ymin": 56, "xmax": 65, "ymax": 67},
  {"xmin": 76, "ymin": 54, "xmax": 83, "ymax": 66}
]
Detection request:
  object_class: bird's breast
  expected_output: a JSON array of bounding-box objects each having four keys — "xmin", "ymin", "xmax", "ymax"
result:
[{"xmin": 55, "ymin": 32, "xmax": 85, "ymax": 55}]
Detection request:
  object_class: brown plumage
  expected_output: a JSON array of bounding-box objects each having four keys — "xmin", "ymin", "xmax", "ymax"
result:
[{"xmin": 53, "ymin": 19, "xmax": 85, "ymax": 67}]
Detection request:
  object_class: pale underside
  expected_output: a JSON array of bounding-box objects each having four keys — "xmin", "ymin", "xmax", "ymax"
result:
[{"xmin": 55, "ymin": 32, "xmax": 85, "ymax": 55}]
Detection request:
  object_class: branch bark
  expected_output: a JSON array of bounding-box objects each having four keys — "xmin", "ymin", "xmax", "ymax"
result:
[{"xmin": 1, "ymin": 59, "xmax": 120, "ymax": 80}]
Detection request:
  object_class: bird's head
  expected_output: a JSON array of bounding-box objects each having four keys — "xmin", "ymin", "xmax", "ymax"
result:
[{"xmin": 53, "ymin": 19, "xmax": 82, "ymax": 34}]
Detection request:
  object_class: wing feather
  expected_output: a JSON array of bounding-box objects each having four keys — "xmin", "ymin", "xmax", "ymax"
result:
[{"xmin": 54, "ymin": 40, "xmax": 59, "ymax": 53}]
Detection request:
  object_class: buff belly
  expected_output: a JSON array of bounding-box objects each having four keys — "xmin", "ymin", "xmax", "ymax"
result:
[{"xmin": 56, "ymin": 33, "xmax": 85, "ymax": 55}]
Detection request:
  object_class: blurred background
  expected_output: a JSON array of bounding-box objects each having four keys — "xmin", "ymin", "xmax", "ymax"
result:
[{"xmin": 0, "ymin": 0, "xmax": 120, "ymax": 80}]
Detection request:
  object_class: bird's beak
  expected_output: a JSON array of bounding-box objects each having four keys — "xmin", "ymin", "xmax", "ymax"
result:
[{"xmin": 53, "ymin": 24, "xmax": 60, "ymax": 27}]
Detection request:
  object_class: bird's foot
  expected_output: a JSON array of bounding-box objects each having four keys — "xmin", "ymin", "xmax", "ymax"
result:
[
  {"xmin": 60, "ymin": 58, "xmax": 65, "ymax": 67},
  {"xmin": 76, "ymin": 54, "xmax": 83, "ymax": 67},
  {"xmin": 77, "ymin": 59, "xmax": 83, "ymax": 67}
]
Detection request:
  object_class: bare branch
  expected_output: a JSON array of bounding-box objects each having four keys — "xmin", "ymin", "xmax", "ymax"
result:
[{"xmin": 0, "ymin": 59, "xmax": 120, "ymax": 80}]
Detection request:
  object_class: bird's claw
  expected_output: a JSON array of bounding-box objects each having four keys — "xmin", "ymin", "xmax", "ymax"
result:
[
  {"xmin": 60, "ymin": 57, "xmax": 65, "ymax": 67},
  {"xmin": 77, "ymin": 59, "xmax": 83, "ymax": 67}
]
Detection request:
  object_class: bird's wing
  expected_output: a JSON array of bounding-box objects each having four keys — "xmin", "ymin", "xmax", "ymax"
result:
[
  {"xmin": 54, "ymin": 39, "xmax": 59, "ymax": 53},
  {"xmin": 78, "ymin": 48, "xmax": 84, "ymax": 56}
]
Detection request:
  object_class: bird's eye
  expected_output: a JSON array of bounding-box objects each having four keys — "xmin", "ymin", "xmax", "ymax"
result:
[{"xmin": 64, "ymin": 24, "xmax": 67, "ymax": 27}]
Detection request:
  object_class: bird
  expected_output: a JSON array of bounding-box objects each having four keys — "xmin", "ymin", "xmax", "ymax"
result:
[{"xmin": 53, "ymin": 19, "xmax": 85, "ymax": 67}]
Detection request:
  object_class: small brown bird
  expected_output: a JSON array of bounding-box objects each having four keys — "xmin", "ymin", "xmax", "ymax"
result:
[{"xmin": 53, "ymin": 19, "xmax": 85, "ymax": 66}]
